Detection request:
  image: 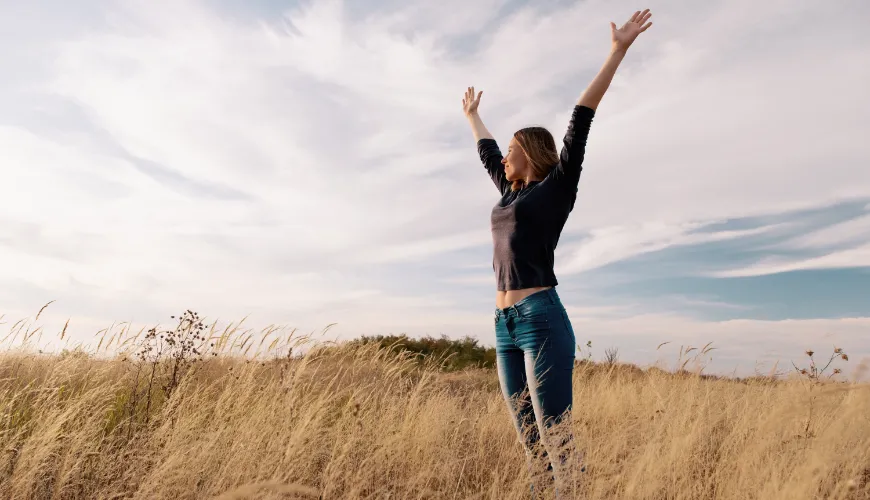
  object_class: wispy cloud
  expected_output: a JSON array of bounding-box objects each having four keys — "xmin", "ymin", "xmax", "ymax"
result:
[
  {"xmin": 1, "ymin": 0, "xmax": 869, "ymax": 372},
  {"xmin": 557, "ymin": 222, "xmax": 781, "ymax": 275},
  {"xmin": 777, "ymin": 214, "xmax": 870, "ymax": 251},
  {"xmin": 710, "ymin": 245, "xmax": 870, "ymax": 278}
]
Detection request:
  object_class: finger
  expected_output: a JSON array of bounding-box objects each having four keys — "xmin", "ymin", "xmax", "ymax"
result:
[
  {"xmin": 641, "ymin": 11, "xmax": 652, "ymax": 24},
  {"xmin": 629, "ymin": 10, "xmax": 640, "ymax": 23},
  {"xmin": 640, "ymin": 21, "xmax": 652, "ymax": 32},
  {"xmin": 610, "ymin": 21, "xmax": 617, "ymax": 32},
  {"xmin": 638, "ymin": 8, "xmax": 650, "ymax": 22},
  {"xmin": 477, "ymin": 90, "xmax": 483, "ymax": 102},
  {"xmin": 462, "ymin": 98, "xmax": 466, "ymax": 107}
]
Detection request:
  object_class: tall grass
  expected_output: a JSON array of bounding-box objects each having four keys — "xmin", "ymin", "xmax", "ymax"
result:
[{"xmin": 0, "ymin": 311, "xmax": 868, "ymax": 499}]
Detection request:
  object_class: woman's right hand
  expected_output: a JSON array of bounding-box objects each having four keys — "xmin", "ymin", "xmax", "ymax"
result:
[
  {"xmin": 462, "ymin": 86, "xmax": 483, "ymax": 117},
  {"xmin": 464, "ymin": 86, "xmax": 494, "ymax": 141}
]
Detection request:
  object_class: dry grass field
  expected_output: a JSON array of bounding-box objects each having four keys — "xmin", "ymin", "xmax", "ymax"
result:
[{"xmin": 0, "ymin": 310, "xmax": 868, "ymax": 499}]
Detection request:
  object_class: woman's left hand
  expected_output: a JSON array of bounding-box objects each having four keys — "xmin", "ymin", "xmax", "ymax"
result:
[{"xmin": 611, "ymin": 9, "xmax": 653, "ymax": 52}]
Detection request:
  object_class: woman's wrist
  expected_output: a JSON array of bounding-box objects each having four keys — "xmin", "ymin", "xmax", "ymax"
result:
[{"xmin": 610, "ymin": 44, "xmax": 629, "ymax": 57}]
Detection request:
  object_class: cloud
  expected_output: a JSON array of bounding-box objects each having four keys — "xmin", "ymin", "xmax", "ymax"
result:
[
  {"xmin": 550, "ymin": 203, "xmax": 870, "ymax": 323},
  {"xmin": 0, "ymin": 0, "xmax": 869, "ymax": 373},
  {"xmin": 702, "ymin": 209, "xmax": 870, "ymax": 277},
  {"xmin": 777, "ymin": 214, "xmax": 870, "ymax": 251},
  {"xmin": 557, "ymin": 221, "xmax": 781, "ymax": 275},
  {"xmin": 360, "ymin": 229, "xmax": 492, "ymax": 264},
  {"xmin": 710, "ymin": 245, "xmax": 870, "ymax": 278},
  {"xmin": 438, "ymin": 274, "xmax": 495, "ymax": 287},
  {"xmin": 657, "ymin": 295, "xmax": 751, "ymax": 311}
]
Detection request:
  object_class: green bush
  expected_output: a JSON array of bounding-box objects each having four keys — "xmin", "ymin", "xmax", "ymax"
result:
[{"xmin": 346, "ymin": 334, "xmax": 496, "ymax": 371}]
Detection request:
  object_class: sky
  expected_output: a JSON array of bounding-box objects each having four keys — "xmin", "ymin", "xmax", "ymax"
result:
[{"xmin": 1, "ymin": 0, "xmax": 869, "ymax": 376}]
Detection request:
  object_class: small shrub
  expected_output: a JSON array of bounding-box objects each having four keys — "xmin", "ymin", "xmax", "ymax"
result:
[
  {"xmin": 345, "ymin": 334, "xmax": 496, "ymax": 371},
  {"xmin": 604, "ymin": 346, "xmax": 619, "ymax": 365}
]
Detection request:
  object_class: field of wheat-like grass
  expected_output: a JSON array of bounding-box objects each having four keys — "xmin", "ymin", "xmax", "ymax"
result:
[{"xmin": 0, "ymin": 310, "xmax": 868, "ymax": 499}]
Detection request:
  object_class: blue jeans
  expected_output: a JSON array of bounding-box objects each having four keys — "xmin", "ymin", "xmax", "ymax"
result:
[{"xmin": 495, "ymin": 287, "xmax": 577, "ymax": 495}]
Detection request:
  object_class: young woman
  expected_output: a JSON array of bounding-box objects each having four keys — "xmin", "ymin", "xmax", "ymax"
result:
[{"xmin": 462, "ymin": 9, "xmax": 653, "ymax": 495}]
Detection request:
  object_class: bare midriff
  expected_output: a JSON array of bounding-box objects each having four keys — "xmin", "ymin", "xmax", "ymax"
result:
[{"xmin": 495, "ymin": 286, "xmax": 551, "ymax": 310}]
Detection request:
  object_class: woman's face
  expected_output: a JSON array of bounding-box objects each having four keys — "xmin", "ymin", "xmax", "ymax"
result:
[{"xmin": 502, "ymin": 136, "xmax": 529, "ymax": 182}]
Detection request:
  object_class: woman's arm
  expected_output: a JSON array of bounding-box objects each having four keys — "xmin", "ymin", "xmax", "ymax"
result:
[
  {"xmin": 578, "ymin": 9, "xmax": 653, "ymax": 110},
  {"xmin": 464, "ymin": 87, "xmax": 510, "ymax": 194},
  {"xmin": 552, "ymin": 9, "xmax": 653, "ymax": 191},
  {"xmin": 467, "ymin": 111, "xmax": 494, "ymax": 142},
  {"xmin": 576, "ymin": 48, "xmax": 628, "ymax": 111}
]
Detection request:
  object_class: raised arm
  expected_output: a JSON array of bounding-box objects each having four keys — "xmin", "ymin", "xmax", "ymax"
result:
[
  {"xmin": 578, "ymin": 9, "xmax": 653, "ymax": 110},
  {"xmin": 552, "ymin": 9, "xmax": 653, "ymax": 190},
  {"xmin": 464, "ymin": 87, "xmax": 510, "ymax": 195}
]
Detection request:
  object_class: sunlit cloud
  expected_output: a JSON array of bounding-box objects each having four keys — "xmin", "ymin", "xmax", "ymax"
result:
[{"xmin": 1, "ymin": 0, "xmax": 869, "ymax": 373}]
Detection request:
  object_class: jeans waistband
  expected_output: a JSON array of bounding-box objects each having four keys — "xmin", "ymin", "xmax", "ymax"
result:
[{"xmin": 495, "ymin": 288, "xmax": 560, "ymax": 318}]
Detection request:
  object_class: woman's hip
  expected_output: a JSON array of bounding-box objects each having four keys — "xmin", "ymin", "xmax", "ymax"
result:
[{"xmin": 494, "ymin": 289, "xmax": 575, "ymax": 351}]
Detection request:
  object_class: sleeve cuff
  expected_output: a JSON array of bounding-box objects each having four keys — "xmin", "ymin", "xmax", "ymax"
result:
[{"xmin": 573, "ymin": 105, "xmax": 596, "ymax": 119}]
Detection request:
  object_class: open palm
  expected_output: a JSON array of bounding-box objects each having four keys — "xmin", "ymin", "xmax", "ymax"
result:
[
  {"xmin": 611, "ymin": 9, "xmax": 653, "ymax": 50},
  {"xmin": 462, "ymin": 87, "xmax": 483, "ymax": 116},
  {"xmin": 462, "ymin": 86, "xmax": 483, "ymax": 117}
]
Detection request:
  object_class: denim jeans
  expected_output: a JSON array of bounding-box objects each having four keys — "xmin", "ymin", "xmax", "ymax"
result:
[{"xmin": 494, "ymin": 287, "xmax": 577, "ymax": 496}]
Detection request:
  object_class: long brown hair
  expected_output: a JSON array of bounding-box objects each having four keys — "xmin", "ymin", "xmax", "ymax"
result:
[{"xmin": 511, "ymin": 127, "xmax": 559, "ymax": 191}]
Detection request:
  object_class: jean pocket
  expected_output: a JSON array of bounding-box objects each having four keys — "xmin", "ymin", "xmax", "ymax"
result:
[{"xmin": 517, "ymin": 305, "xmax": 550, "ymax": 329}]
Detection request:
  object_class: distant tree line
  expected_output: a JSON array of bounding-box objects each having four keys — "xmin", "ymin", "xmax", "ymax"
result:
[{"xmin": 346, "ymin": 334, "xmax": 496, "ymax": 371}]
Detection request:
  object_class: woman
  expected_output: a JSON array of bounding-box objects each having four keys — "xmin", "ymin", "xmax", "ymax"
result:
[{"xmin": 462, "ymin": 9, "xmax": 653, "ymax": 496}]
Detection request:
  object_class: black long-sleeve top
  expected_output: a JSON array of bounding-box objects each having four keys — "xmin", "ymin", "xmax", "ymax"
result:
[{"xmin": 477, "ymin": 105, "xmax": 595, "ymax": 291}]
